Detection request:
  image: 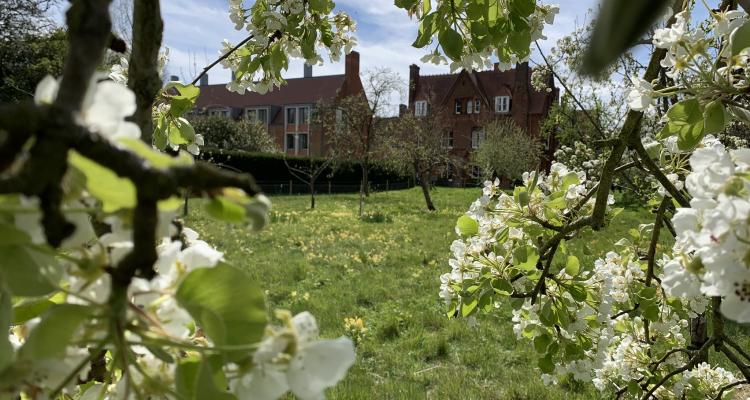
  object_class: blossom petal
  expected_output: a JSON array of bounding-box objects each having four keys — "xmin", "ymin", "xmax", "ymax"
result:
[{"xmin": 287, "ymin": 337, "xmax": 356, "ymax": 400}]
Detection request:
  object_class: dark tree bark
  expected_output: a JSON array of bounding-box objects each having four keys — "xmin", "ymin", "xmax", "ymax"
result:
[{"xmin": 419, "ymin": 169, "xmax": 436, "ymax": 211}]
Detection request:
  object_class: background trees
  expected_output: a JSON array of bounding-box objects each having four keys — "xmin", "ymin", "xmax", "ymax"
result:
[
  {"xmin": 190, "ymin": 116, "xmax": 278, "ymax": 153},
  {"xmin": 317, "ymin": 68, "xmax": 402, "ymax": 216},
  {"xmin": 383, "ymin": 100, "xmax": 454, "ymax": 211},
  {"xmin": 473, "ymin": 119, "xmax": 542, "ymax": 182}
]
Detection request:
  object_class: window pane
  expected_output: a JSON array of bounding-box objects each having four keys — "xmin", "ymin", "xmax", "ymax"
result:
[
  {"xmin": 287, "ymin": 108, "xmax": 296, "ymax": 124},
  {"xmin": 286, "ymin": 134, "xmax": 295, "ymax": 150},
  {"xmin": 258, "ymin": 109, "xmax": 267, "ymax": 124},
  {"xmin": 298, "ymin": 133, "xmax": 308, "ymax": 150},
  {"xmin": 299, "ymin": 107, "xmax": 309, "ymax": 125}
]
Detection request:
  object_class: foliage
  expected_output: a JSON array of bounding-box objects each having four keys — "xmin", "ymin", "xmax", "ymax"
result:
[
  {"xmin": 382, "ymin": 101, "xmax": 454, "ymax": 211},
  {"xmin": 473, "ymin": 119, "xmax": 542, "ymax": 182},
  {"xmin": 190, "ymin": 116, "xmax": 278, "ymax": 153},
  {"xmin": 198, "ymin": 148, "xmax": 408, "ymax": 185},
  {"xmin": 0, "ymin": 28, "xmax": 67, "ymax": 103},
  {"xmin": 396, "ymin": 0, "xmax": 558, "ymax": 72}
]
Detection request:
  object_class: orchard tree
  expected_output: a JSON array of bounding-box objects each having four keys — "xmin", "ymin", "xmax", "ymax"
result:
[
  {"xmin": 383, "ymin": 99, "xmax": 454, "ymax": 211},
  {"xmin": 473, "ymin": 119, "xmax": 543, "ymax": 183},
  {"xmin": 284, "ymin": 156, "xmax": 334, "ymax": 210},
  {"xmin": 434, "ymin": 0, "xmax": 750, "ymax": 398},
  {"xmin": 0, "ymin": 0, "xmax": 361, "ymax": 398},
  {"xmin": 317, "ymin": 68, "xmax": 402, "ymax": 216}
]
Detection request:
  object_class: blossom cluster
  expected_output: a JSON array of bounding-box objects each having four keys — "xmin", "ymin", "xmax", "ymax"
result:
[
  {"xmin": 2, "ymin": 76, "xmax": 355, "ymax": 399},
  {"xmin": 223, "ymin": 0, "xmax": 357, "ymax": 94},
  {"xmin": 662, "ymin": 141, "xmax": 750, "ymax": 322},
  {"xmin": 552, "ymin": 141, "xmax": 602, "ymax": 185}
]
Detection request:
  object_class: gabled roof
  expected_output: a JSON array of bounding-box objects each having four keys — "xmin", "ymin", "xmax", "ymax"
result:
[
  {"xmin": 415, "ymin": 68, "xmax": 552, "ymax": 114},
  {"xmin": 195, "ymin": 74, "xmax": 347, "ymax": 109}
]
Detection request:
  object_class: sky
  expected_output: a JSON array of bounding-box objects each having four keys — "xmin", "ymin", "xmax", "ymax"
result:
[{"xmin": 49, "ymin": 0, "xmax": 600, "ymax": 109}]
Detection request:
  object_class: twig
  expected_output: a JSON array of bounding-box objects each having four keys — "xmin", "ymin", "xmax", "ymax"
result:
[
  {"xmin": 713, "ymin": 380, "xmax": 749, "ymax": 400},
  {"xmin": 640, "ymin": 338, "xmax": 715, "ymax": 400}
]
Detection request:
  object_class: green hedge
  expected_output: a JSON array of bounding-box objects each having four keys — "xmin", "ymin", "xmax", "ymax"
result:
[{"xmin": 198, "ymin": 147, "xmax": 410, "ymax": 188}]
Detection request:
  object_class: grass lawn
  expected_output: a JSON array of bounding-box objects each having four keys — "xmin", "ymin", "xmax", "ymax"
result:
[{"xmin": 185, "ymin": 187, "xmax": 750, "ymax": 399}]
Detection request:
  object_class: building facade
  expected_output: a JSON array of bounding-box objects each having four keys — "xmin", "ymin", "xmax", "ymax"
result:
[
  {"xmin": 194, "ymin": 51, "xmax": 365, "ymax": 157},
  {"xmin": 405, "ymin": 62, "xmax": 559, "ymax": 180}
]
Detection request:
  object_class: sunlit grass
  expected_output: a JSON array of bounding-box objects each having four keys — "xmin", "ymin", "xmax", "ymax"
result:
[{"xmin": 185, "ymin": 187, "xmax": 748, "ymax": 399}]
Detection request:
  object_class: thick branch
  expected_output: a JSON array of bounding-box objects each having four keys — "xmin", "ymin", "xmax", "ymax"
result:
[{"xmin": 127, "ymin": 0, "xmax": 164, "ymax": 142}]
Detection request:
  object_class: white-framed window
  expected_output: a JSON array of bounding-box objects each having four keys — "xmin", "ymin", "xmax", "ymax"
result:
[
  {"xmin": 474, "ymin": 99, "xmax": 481, "ymax": 114},
  {"xmin": 285, "ymin": 105, "xmax": 312, "ymax": 154},
  {"xmin": 455, "ymin": 99, "xmax": 463, "ymax": 114},
  {"xmin": 245, "ymin": 107, "xmax": 269, "ymax": 125},
  {"xmin": 415, "ymin": 100, "xmax": 428, "ymax": 117},
  {"xmin": 208, "ymin": 107, "xmax": 230, "ymax": 117},
  {"xmin": 442, "ymin": 131, "xmax": 454, "ymax": 149},
  {"xmin": 467, "ymin": 99, "xmax": 474, "ymax": 114},
  {"xmin": 495, "ymin": 96, "xmax": 511, "ymax": 113},
  {"xmin": 285, "ymin": 133, "xmax": 309, "ymax": 153},
  {"xmin": 471, "ymin": 128, "xmax": 485, "ymax": 149}
]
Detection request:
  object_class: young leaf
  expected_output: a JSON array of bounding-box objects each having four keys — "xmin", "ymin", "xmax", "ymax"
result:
[
  {"xmin": 582, "ymin": 0, "xmax": 669, "ymax": 75},
  {"xmin": 533, "ymin": 333, "xmax": 552, "ymax": 354},
  {"xmin": 703, "ymin": 100, "xmax": 726, "ymax": 134},
  {"xmin": 439, "ymin": 27, "xmax": 464, "ymax": 61},
  {"xmin": 731, "ymin": 21, "xmax": 750, "ymax": 56},
  {"xmin": 205, "ymin": 197, "xmax": 246, "ymax": 223},
  {"xmin": 456, "ymin": 215, "xmax": 479, "ymax": 237},
  {"xmin": 19, "ymin": 304, "xmax": 91, "ymax": 360},
  {"xmin": 565, "ymin": 255, "xmax": 580, "ymax": 276},
  {"xmin": 0, "ymin": 246, "xmax": 61, "ymax": 297},
  {"xmin": 176, "ymin": 263, "xmax": 267, "ymax": 362}
]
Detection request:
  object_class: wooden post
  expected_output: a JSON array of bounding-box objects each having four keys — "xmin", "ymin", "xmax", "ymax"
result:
[
  {"xmin": 328, "ymin": 181, "xmax": 331, "ymax": 194},
  {"xmin": 289, "ymin": 180, "xmax": 293, "ymax": 195}
]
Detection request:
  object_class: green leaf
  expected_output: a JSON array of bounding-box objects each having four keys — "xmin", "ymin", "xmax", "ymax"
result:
[
  {"xmin": 539, "ymin": 301, "xmax": 556, "ymax": 327},
  {"xmin": 456, "ymin": 215, "xmax": 479, "ymax": 237},
  {"xmin": 176, "ymin": 263, "xmax": 267, "ymax": 362},
  {"xmin": 533, "ymin": 333, "xmax": 552, "ymax": 354},
  {"xmin": 582, "ymin": 0, "xmax": 670, "ymax": 75},
  {"xmin": 19, "ymin": 304, "xmax": 91, "ymax": 360},
  {"xmin": 69, "ymin": 150, "xmax": 136, "ymax": 212},
  {"xmin": 731, "ymin": 20, "xmax": 750, "ymax": 56},
  {"xmin": 166, "ymin": 83, "xmax": 201, "ymax": 117},
  {"xmin": 568, "ymin": 284, "xmax": 587, "ymax": 302},
  {"xmin": 565, "ymin": 255, "xmax": 580, "ymax": 276},
  {"xmin": 0, "ymin": 290, "xmax": 12, "ymax": 371},
  {"xmin": 422, "ymin": 0, "xmax": 431, "ymax": 15},
  {"xmin": 12, "ymin": 296, "xmax": 59, "ymax": 324},
  {"xmin": 176, "ymin": 356, "xmax": 234, "ymax": 400},
  {"xmin": 0, "ymin": 246, "xmax": 61, "ymax": 297},
  {"xmin": 561, "ymin": 172, "xmax": 580, "ymax": 191},
  {"xmin": 665, "ymin": 99, "xmax": 705, "ymax": 150},
  {"xmin": 510, "ymin": 0, "xmax": 535, "ymax": 17},
  {"xmin": 0, "ymin": 220, "xmax": 31, "ymax": 245},
  {"xmin": 394, "ymin": 0, "xmax": 419, "ymax": 9},
  {"xmin": 461, "ymin": 298, "xmax": 479, "ymax": 317},
  {"xmin": 412, "ymin": 13, "xmax": 436, "ymax": 48},
  {"xmin": 538, "ymin": 354, "xmax": 555, "ymax": 373},
  {"xmin": 309, "ymin": 0, "xmax": 331, "ymax": 13},
  {"xmin": 205, "ymin": 197, "xmax": 246, "ymax": 223},
  {"xmin": 514, "ymin": 246, "xmax": 539, "ymax": 271},
  {"xmin": 703, "ymin": 100, "xmax": 726, "ymax": 134},
  {"xmin": 119, "ymin": 139, "xmax": 193, "ymax": 169},
  {"xmin": 439, "ymin": 27, "xmax": 464, "ymax": 61}
]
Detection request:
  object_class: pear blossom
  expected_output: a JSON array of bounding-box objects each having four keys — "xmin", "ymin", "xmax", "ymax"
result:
[
  {"xmin": 233, "ymin": 312, "xmax": 356, "ymax": 400},
  {"xmin": 626, "ymin": 77, "xmax": 654, "ymax": 111},
  {"xmin": 34, "ymin": 75, "xmax": 141, "ymax": 141}
]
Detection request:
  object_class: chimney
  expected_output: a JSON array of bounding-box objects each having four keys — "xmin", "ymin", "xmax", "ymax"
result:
[
  {"xmin": 408, "ymin": 64, "xmax": 420, "ymax": 106},
  {"xmin": 199, "ymin": 74, "xmax": 209, "ymax": 87},
  {"xmin": 170, "ymin": 75, "xmax": 179, "ymax": 82},
  {"xmin": 304, "ymin": 63, "xmax": 313, "ymax": 78},
  {"xmin": 513, "ymin": 62, "xmax": 531, "ymax": 129},
  {"xmin": 345, "ymin": 51, "xmax": 360, "ymax": 82}
]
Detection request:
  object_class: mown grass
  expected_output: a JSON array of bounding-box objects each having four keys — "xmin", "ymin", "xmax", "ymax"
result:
[{"xmin": 185, "ymin": 187, "xmax": 748, "ymax": 399}]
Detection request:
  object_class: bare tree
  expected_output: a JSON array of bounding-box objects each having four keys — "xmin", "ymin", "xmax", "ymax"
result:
[
  {"xmin": 284, "ymin": 157, "xmax": 334, "ymax": 210},
  {"xmin": 383, "ymin": 97, "xmax": 454, "ymax": 211},
  {"xmin": 317, "ymin": 68, "xmax": 402, "ymax": 216},
  {"xmin": 0, "ymin": 0, "xmax": 58, "ymax": 42},
  {"xmin": 110, "ymin": 0, "xmax": 133, "ymax": 46}
]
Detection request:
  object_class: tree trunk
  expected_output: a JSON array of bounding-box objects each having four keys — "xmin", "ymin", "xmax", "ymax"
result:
[
  {"xmin": 362, "ymin": 164, "xmax": 370, "ymax": 197},
  {"xmin": 358, "ymin": 180, "xmax": 364, "ymax": 217},
  {"xmin": 419, "ymin": 169, "xmax": 436, "ymax": 211},
  {"xmin": 309, "ymin": 181, "xmax": 316, "ymax": 210}
]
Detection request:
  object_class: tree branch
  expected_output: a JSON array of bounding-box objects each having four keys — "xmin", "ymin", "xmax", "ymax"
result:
[{"xmin": 127, "ymin": 0, "xmax": 164, "ymax": 142}]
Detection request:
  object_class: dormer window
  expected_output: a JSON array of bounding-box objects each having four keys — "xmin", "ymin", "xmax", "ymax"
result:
[
  {"xmin": 415, "ymin": 100, "xmax": 428, "ymax": 117},
  {"xmin": 474, "ymin": 99, "xmax": 481, "ymax": 114},
  {"xmin": 495, "ymin": 96, "xmax": 511, "ymax": 113},
  {"xmin": 455, "ymin": 99, "xmax": 463, "ymax": 114},
  {"xmin": 246, "ymin": 107, "xmax": 269, "ymax": 125},
  {"xmin": 467, "ymin": 99, "xmax": 474, "ymax": 114}
]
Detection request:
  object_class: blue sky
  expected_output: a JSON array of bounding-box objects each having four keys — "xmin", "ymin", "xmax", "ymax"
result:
[{"xmin": 50, "ymin": 0, "xmax": 599, "ymax": 106}]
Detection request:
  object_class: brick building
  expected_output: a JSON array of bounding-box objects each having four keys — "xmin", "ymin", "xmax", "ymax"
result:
[
  {"xmin": 405, "ymin": 62, "xmax": 559, "ymax": 180},
  {"xmin": 194, "ymin": 51, "xmax": 364, "ymax": 156}
]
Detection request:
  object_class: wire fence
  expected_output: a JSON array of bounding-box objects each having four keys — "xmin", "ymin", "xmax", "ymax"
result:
[{"xmin": 257, "ymin": 180, "xmax": 415, "ymax": 195}]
